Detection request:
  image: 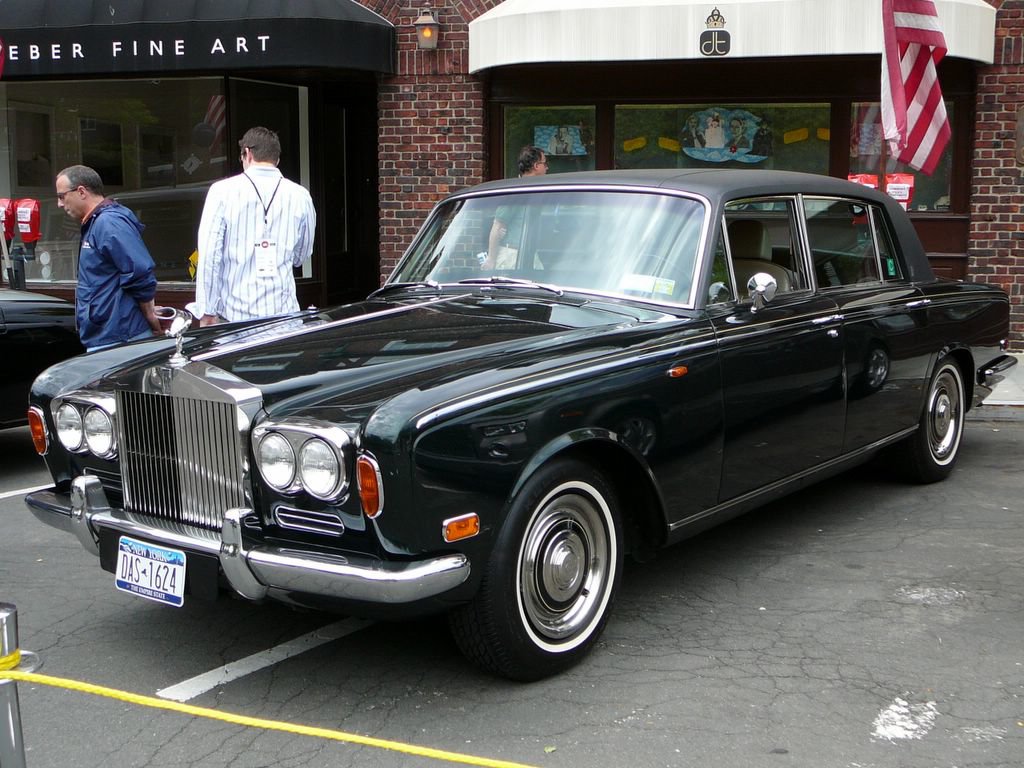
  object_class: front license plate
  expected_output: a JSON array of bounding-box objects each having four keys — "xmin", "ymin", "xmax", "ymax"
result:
[{"xmin": 115, "ymin": 536, "xmax": 187, "ymax": 607}]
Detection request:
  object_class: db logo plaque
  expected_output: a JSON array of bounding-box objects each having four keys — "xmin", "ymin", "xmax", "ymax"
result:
[
  {"xmin": 700, "ymin": 7, "xmax": 730, "ymax": 57},
  {"xmin": 700, "ymin": 30, "xmax": 730, "ymax": 57}
]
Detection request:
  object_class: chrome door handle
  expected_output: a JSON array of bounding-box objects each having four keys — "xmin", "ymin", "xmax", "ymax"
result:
[
  {"xmin": 811, "ymin": 314, "xmax": 844, "ymax": 325},
  {"xmin": 906, "ymin": 299, "xmax": 932, "ymax": 308}
]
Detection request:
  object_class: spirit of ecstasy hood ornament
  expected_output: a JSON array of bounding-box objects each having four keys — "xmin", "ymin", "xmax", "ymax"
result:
[{"xmin": 156, "ymin": 307, "xmax": 194, "ymax": 367}]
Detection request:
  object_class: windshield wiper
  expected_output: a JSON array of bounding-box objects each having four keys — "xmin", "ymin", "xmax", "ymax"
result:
[
  {"xmin": 368, "ymin": 280, "xmax": 441, "ymax": 299},
  {"xmin": 456, "ymin": 276, "xmax": 563, "ymax": 296}
]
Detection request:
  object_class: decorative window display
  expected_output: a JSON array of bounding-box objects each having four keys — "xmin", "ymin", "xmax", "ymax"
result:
[
  {"xmin": 502, "ymin": 106, "xmax": 596, "ymax": 176},
  {"xmin": 615, "ymin": 104, "xmax": 829, "ymax": 174},
  {"xmin": 535, "ymin": 125, "xmax": 588, "ymax": 156}
]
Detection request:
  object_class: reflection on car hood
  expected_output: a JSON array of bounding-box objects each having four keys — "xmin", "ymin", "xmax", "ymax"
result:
[{"xmin": 186, "ymin": 293, "xmax": 671, "ymax": 419}]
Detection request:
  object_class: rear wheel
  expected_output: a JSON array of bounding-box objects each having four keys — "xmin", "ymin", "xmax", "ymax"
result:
[
  {"xmin": 449, "ymin": 458, "xmax": 623, "ymax": 681},
  {"xmin": 895, "ymin": 359, "xmax": 965, "ymax": 483}
]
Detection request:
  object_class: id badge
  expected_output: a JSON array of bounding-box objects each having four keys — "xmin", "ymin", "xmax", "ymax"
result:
[{"xmin": 254, "ymin": 239, "xmax": 278, "ymax": 278}]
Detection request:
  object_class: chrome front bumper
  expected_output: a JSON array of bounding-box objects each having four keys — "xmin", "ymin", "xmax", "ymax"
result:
[{"xmin": 26, "ymin": 476, "xmax": 470, "ymax": 605}]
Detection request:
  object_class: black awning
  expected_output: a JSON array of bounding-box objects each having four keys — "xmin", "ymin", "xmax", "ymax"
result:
[{"xmin": 0, "ymin": 0, "xmax": 395, "ymax": 78}]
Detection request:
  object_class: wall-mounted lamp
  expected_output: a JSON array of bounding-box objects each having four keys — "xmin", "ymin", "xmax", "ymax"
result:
[{"xmin": 414, "ymin": 8, "xmax": 440, "ymax": 50}]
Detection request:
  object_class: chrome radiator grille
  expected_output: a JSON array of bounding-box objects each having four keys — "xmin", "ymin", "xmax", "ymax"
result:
[{"xmin": 117, "ymin": 391, "xmax": 245, "ymax": 530}]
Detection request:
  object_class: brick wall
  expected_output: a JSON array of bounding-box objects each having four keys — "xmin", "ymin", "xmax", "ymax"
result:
[
  {"xmin": 366, "ymin": 1, "xmax": 497, "ymax": 283},
  {"xmin": 973, "ymin": 0, "xmax": 1024, "ymax": 348}
]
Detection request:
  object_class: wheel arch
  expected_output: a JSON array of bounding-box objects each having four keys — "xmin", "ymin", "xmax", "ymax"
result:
[{"xmin": 510, "ymin": 429, "xmax": 667, "ymax": 561}]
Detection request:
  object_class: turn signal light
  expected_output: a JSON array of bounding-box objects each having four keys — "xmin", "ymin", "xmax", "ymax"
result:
[
  {"xmin": 356, "ymin": 455, "xmax": 384, "ymax": 519},
  {"xmin": 27, "ymin": 407, "xmax": 48, "ymax": 455},
  {"xmin": 443, "ymin": 513, "xmax": 480, "ymax": 543},
  {"xmin": 667, "ymin": 365, "xmax": 689, "ymax": 378}
]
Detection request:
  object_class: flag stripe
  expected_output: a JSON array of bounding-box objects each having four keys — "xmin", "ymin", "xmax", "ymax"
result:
[{"xmin": 881, "ymin": 0, "xmax": 950, "ymax": 175}]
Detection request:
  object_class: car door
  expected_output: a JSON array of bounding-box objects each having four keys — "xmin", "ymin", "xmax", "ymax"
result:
[
  {"xmin": 708, "ymin": 198, "xmax": 845, "ymax": 502},
  {"xmin": 801, "ymin": 197, "xmax": 932, "ymax": 452}
]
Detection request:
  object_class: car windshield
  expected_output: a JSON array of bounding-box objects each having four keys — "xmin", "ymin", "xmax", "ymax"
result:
[{"xmin": 391, "ymin": 189, "xmax": 707, "ymax": 306}]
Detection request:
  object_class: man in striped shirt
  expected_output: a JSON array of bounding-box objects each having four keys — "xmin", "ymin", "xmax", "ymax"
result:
[{"xmin": 192, "ymin": 126, "xmax": 316, "ymax": 326}]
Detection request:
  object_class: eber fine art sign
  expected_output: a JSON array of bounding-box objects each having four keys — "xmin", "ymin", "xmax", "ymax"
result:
[{"xmin": 0, "ymin": 14, "xmax": 393, "ymax": 78}]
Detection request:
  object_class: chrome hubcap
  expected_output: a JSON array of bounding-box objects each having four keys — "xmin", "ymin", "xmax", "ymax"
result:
[
  {"xmin": 928, "ymin": 369, "xmax": 961, "ymax": 461},
  {"xmin": 519, "ymin": 485, "xmax": 612, "ymax": 642}
]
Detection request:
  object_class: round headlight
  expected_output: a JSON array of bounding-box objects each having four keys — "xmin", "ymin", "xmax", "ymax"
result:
[
  {"xmin": 299, "ymin": 438, "xmax": 343, "ymax": 499},
  {"xmin": 55, "ymin": 404, "xmax": 83, "ymax": 451},
  {"xmin": 83, "ymin": 407, "xmax": 115, "ymax": 456},
  {"xmin": 259, "ymin": 432, "xmax": 296, "ymax": 490}
]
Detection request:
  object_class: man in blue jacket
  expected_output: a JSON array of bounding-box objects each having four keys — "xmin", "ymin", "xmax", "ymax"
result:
[{"xmin": 55, "ymin": 165, "xmax": 162, "ymax": 352}]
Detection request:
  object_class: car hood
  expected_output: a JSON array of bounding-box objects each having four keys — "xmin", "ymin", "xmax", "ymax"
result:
[
  {"xmin": 210, "ymin": 293, "xmax": 678, "ymax": 421},
  {"xmin": 41, "ymin": 291, "xmax": 684, "ymax": 424}
]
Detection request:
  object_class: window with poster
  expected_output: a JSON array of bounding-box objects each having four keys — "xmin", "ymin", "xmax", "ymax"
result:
[
  {"xmin": 502, "ymin": 106, "xmax": 596, "ymax": 176},
  {"xmin": 848, "ymin": 102, "xmax": 953, "ymax": 212},
  {"xmin": 614, "ymin": 104, "xmax": 830, "ymax": 173}
]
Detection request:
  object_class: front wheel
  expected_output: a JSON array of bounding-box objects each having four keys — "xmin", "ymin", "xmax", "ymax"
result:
[
  {"xmin": 894, "ymin": 359, "xmax": 965, "ymax": 483},
  {"xmin": 449, "ymin": 458, "xmax": 623, "ymax": 681}
]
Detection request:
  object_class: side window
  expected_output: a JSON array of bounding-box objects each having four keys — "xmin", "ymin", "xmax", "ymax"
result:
[
  {"xmin": 803, "ymin": 198, "xmax": 882, "ymax": 288},
  {"xmin": 871, "ymin": 207, "xmax": 904, "ymax": 280},
  {"xmin": 723, "ymin": 198, "xmax": 808, "ymax": 296}
]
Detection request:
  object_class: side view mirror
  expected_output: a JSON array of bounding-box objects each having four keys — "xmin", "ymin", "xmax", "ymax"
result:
[{"xmin": 746, "ymin": 272, "xmax": 778, "ymax": 312}]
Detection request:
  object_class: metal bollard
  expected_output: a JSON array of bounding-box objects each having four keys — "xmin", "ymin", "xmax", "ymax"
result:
[{"xmin": 0, "ymin": 604, "xmax": 40, "ymax": 768}]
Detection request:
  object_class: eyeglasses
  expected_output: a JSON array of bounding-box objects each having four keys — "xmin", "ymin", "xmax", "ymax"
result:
[{"xmin": 56, "ymin": 186, "xmax": 80, "ymax": 201}]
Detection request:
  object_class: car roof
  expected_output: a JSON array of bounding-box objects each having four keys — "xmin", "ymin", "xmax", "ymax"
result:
[
  {"xmin": 457, "ymin": 169, "xmax": 895, "ymax": 207},
  {"xmin": 443, "ymin": 169, "xmax": 932, "ymax": 282}
]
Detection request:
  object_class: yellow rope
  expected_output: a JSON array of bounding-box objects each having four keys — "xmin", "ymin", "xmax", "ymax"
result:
[
  {"xmin": 0, "ymin": 649, "xmax": 21, "ymax": 671},
  {"xmin": 1, "ymin": 670, "xmax": 539, "ymax": 768}
]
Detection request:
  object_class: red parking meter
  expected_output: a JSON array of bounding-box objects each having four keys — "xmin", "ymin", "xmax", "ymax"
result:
[{"xmin": 15, "ymin": 198, "xmax": 40, "ymax": 256}]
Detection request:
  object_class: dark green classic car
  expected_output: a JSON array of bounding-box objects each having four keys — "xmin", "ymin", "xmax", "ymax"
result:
[{"xmin": 25, "ymin": 170, "xmax": 1015, "ymax": 680}]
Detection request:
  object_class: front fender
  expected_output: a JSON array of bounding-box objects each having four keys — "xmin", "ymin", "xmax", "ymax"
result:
[{"xmin": 508, "ymin": 427, "xmax": 670, "ymax": 555}]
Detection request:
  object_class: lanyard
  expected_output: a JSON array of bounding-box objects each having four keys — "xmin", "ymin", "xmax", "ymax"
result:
[{"xmin": 244, "ymin": 172, "xmax": 283, "ymax": 227}]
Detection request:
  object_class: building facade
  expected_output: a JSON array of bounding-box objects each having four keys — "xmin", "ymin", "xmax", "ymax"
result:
[{"xmin": 0, "ymin": 0, "xmax": 1019, "ymax": 346}]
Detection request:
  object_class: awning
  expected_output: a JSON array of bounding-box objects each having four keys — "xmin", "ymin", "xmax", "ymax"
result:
[
  {"xmin": 469, "ymin": 0, "xmax": 996, "ymax": 73},
  {"xmin": 0, "ymin": 0, "xmax": 395, "ymax": 78}
]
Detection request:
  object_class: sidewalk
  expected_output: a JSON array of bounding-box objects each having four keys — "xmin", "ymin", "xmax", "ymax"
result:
[{"xmin": 971, "ymin": 352, "xmax": 1024, "ymax": 420}]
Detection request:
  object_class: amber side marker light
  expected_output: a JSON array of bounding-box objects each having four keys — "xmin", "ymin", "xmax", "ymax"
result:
[
  {"xmin": 443, "ymin": 513, "xmax": 480, "ymax": 543},
  {"xmin": 27, "ymin": 407, "xmax": 48, "ymax": 455},
  {"xmin": 667, "ymin": 365, "xmax": 689, "ymax": 378},
  {"xmin": 356, "ymin": 455, "xmax": 383, "ymax": 519}
]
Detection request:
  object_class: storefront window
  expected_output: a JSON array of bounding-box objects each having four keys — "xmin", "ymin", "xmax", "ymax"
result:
[
  {"xmin": 614, "ymin": 103, "xmax": 830, "ymax": 174},
  {"xmin": 0, "ymin": 77, "xmax": 306, "ymax": 285},
  {"xmin": 503, "ymin": 106, "xmax": 596, "ymax": 176},
  {"xmin": 849, "ymin": 102, "xmax": 953, "ymax": 212}
]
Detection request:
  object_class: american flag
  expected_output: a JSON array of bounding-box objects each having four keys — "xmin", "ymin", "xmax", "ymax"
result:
[
  {"xmin": 203, "ymin": 94, "xmax": 227, "ymax": 150},
  {"xmin": 880, "ymin": 0, "xmax": 950, "ymax": 175}
]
